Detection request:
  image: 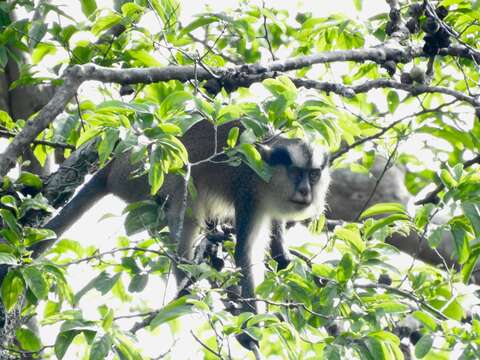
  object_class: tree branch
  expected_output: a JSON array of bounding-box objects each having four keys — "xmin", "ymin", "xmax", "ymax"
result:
[
  {"xmin": 2, "ymin": 43, "xmax": 480, "ymax": 177},
  {"xmin": 355, "ymin": 283, "xmax": 449, "ymax": 320},
  {"xmin": 0, "ymin": 129, "xmax": 74, "ymax": 150}
]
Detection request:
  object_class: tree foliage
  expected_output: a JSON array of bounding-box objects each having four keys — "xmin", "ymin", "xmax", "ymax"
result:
[{"xmin": 0, "ymin": 0, "xmax": 480, "ymax": 359}]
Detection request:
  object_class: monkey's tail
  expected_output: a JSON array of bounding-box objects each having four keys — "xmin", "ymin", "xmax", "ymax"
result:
[{"xmin": 33, "ymin": 165, "xmax": 111, "ymax": 257}]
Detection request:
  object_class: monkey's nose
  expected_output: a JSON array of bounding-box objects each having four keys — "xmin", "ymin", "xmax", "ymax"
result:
[
  {"xmin": 299, "ymin": 188, "xmax": 309, "ymax": 196},
  {"xmin": 291, "ymin": 192, "xmax": 312, "ymax": 205}
]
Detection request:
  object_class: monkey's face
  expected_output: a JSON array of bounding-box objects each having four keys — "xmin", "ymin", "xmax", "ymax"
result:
[{"xmin": 262, "ymin": 141, "xmax": 330, "ymax": 220}]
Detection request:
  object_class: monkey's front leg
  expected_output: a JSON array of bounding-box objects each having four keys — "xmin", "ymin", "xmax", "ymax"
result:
[
  {"xmin": 234, "ymin": 205, "xmax": 269, "ymax": 314},
  {"xmin": 270, "ymin": 219, "xmax": 291, "ymax": 271},
  {"xmin": 234, "ymin": 206, "xmax": 269, "ymax": 350}
]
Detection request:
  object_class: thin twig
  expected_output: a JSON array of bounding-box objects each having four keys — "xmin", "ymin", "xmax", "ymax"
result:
[
  {"xmin": 355, "ymin": 283, "xmax": 448, "ymax": 320},
  {"xmin": 237, "ymin": 298, "xmax": 331, "ymax": 319},
  {"xmin": 190, "ymin": 330, "xmax": 224, "ymax": 359},
  {"xmin": 0, "ymin": 129, "xmax": 74, "ymax": 149},
  {"xmin": 261, "ymin": 2, "xmax": 276, "ymax": 61},
  {"xmin": 354, "ymin": 140, "xmax": 400, "ymax": 221}
]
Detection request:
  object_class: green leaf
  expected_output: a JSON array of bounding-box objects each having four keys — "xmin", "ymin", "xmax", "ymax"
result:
[
  {"xmin": 179, "ymin": 15, "xmax": 219, "ymax": 38},
  {"xmin": 150, "ymin": 0, "xmax": 180, "ymax": 29},
  {"xmin": 92, "ymin": 12, "xmax": 122, "ymax": 35},
  {"xmin": 463, "ymin": 202, "xmax": 480, "ymax": 237},
  {"xmin": 128, "ymin": 274, "xmax": 148, "ymax": 293},
  {"xmin": 95, "ymin": 272, "xmax": 122, "ymax": 294},
  {"xmin": 102, "ymin": 309, "xmax": 114, "ymax": 331},
  {"xmin": 24, "ymin": 227, "xmax": 56, "ymax": 247},
  {"xmin": 462, "ymin": 249, "xmax": 480, "ymax": 283},
  {"xmin": 324, "ymin": 345, "xmax": 341, "ymax": 360},
  {"xmin": 263, "ymin": 76, "xmax": 297, "ymax": 101},
  {"xmin": 440, "ymin": 169, "xmax": 457, "ymax": 188},
  {"xmin": 0, "ymin": 46, "xmax": 8, "ymax": 68},
  {"xmin": 336, "ymin": 253, "xmax": 354, "ymax": 283},
  {"xmin": 0, "ymin": 252, "xmax": 18, "ymax": 265},
  {"xmin": 16, "ymin": 327, "xmax": 42, "ymax": 352},
  {"xmin": 216, "ymin": 104, "xmax": 242, "ymax": 125},
  {"xmin": 55, "ymin": 330, "xmax": 80, "ymax": 360},
  {"xmin": 335, "ymin": 226, "xmax": 365, "ymax": 253},
  {"xmin": 369, "ymin": 331, "xmax": 400, "ymax": 346},
  {"xmin": 124, "ymin": 200, "xmax": 162, "ymax": 235},
  {"xmin": 148, "ymin": 147, "xmax": 165, "ymax": 195},
  {"xmin": 451, "ymin": 223, "xmax": 469, "ymax": 264},
  {"xmin": 150, "ymin": 296, "xmax": 192, "ymax": 329},
  {"xmin": 365, "ymin": 337, "xmax": 386, "ymax": 360},
  {"xmin": 60, "ymin": 319, "xmax": 97, "ymax": 333},
  {"xmin": 246, "ymin": 313, "xmax": 280, "ymax": 327},
  {"xmin": 227, "ymin": 127, "xmax": 240, "ymax": 148},
  {"xmin": 158, "ymin": 91, "xmax": 191, "ymax": 119},
  {"xmin": 441, "ymin": 297, "xmax": 464, "ymax": 321},
  {"xmin": 75, "ymin": 271, "xmax": 121, "ymax": 303},
  {"xmin": 387, "ymin": 91, "xmax": 399, "ymax": 113},
  {"xmin": 360, "ymin": 203, "xmax": 407, "ymax": 219},
  {"xmin": 19, "ymin": 194, "xmax": 54, "ymax": 218},
  {"xmin": 17, "ymin": 172, "xmax": 43, "ymax": 189},
  {"xmin": 414, "ymin": 334, "xmax": 433, "ymax": 358},
  {"xmin": 81, "ymin": 0, "xmax": 97, "ymax": 17},
  {"xmin": 44, "ymin": 300, "xmax": 61, "ymax": 318},
  {"xmin": 113, "ymin": 334, "xmax": 143, "ymax": 360},
  {"xmin": 238, "ymin": 143, "xmax": 271, "ymax": 182},
  {"xmin": 412, "ymin": 311, "xmax": 437, "ymax": 331},
  {"xmin": 372, "ymin": 301, "xmax": 409, "ymax": 313},
  {"xmin": 0, "ymin": 209, "xmax": 22, "ymax": 243},
  {"xmin": 364, "ymin": 214, "xmax": 410, "ymax": 239},
  {"xmin": 312, "ymin": 263, "xmax": 336, "ymax": 279},
  {"xmin": 1, "ymin": 270, "xmax": 25, "ymax": 312},
  {"xmin": 98, "ymin": 128, "xmax": 119, "ymax": 166},
  {"xmin": 158, "ymin": 123, "xmax": 182, "ymax": 136},
  {"xmin": 90, "ymin": 334, "xmax": 112, "ymax": 360},
  {"xmin": 353, "ymin": 0, "xmax": 363, "ymax": 11},
  {"xmin": 32, "ymin": 42, "xmax": 57, "ymax": 64},
  {"xmin": 21, "ymin": 266, "xmax": 49, "ymax": 300},
  {"xmin": 121, "ymin": 3, "xmax": 144, "ymax": 19}
]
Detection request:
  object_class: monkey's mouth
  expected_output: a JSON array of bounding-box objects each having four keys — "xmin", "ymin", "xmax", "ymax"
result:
[{"xmin": 290, "ymin": 199, "xmax": 311, "ymax": 207}]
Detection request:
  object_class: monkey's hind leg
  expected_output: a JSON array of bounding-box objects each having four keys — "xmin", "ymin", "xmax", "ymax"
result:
[{"xmin": 171, "ymin": 214, "xmax": 201, "ymax": 294}]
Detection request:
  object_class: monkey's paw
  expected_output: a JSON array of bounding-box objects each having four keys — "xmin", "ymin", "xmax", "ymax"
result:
[
  {"xmin": 275, "ymin": 255, "xmax": 292, "ymax": 271},
  {"xmin": 235, "ymin": 331, "xmax": 259, "ymax": 351}
]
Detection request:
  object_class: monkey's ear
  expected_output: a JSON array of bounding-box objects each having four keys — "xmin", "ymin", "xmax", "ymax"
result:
[
  {"xmin": 257, "ymin": 144, "xmax": 272, "ymax": 159},
  {"xmin": 261, "ymin": 145, "xmax": 292, "ymax": 167}
]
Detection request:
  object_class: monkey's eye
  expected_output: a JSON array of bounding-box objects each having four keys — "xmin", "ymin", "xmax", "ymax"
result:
[{"xmin": 309, "ymin": 169, "xmax": 321, "ymax": 183}]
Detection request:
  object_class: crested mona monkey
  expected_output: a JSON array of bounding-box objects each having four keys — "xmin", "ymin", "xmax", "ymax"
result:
[{"xmin": 45, "ymin": 120, "xmax": 331, "ymax": 313}]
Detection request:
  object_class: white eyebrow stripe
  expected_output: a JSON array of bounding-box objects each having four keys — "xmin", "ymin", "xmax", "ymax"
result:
[
  {"xmin": 310, "ymin": 146, "xmax": 327, "ymax": 169},
  {"xmin": 288, "ymin": 146, "xmax": 308, "ymax": 168}
]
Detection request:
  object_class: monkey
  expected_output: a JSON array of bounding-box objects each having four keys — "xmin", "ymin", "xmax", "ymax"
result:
[{"xmin": 42, "ymin": 119, "xmax": 331, "ymax": 315}]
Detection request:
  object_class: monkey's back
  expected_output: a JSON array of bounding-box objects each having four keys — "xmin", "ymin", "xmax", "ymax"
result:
[
  {"xmin": 106, "ymin": 120, "xmax": 258, "ymax": 220},
  {"xmin": 181, "ymin": 120, "xmax": 260, "ymax": 220}
]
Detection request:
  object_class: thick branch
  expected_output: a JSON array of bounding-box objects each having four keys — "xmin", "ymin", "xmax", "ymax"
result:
[
  {"xmin": 0, "ymin": 68, "xmax": 82, "ymax": 177},
  {"xmin": 2, "ymin": 43, "xmax": 479, "ymax": 177}
]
